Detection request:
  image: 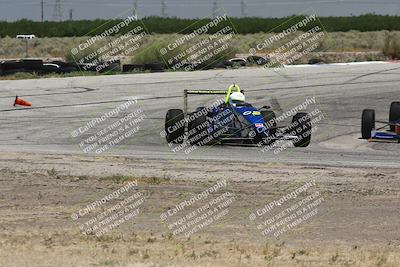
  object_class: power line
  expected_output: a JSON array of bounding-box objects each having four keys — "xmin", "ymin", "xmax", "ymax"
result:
[
  {"xmin": 241, "ymin": 0, "xmax": 247, "ymax": 17},
  {"xmin": 161, "ymin": 0, "xmax": 167, "ymax": 17},
  {"xmin": 41, "ymin": 0, "xmax": 44, "ymax": 22},
  {"xmin": 52, "ymin": 0, "xmax": 63, "ymax": 21},
  {"xmin": 69, "ymin": 8, "xmax": 74, "ymax": 20},
  {"xmin": 133, "ymin": 0, "xmax": 138, "ymax": 17},
  {"xmin": 212, "ymin": 0, "xmax": 218, "ymax": 18},
  {"xmin": 4, "ymin": 0, "xmax": 399, "ymax": 6},
  {"xmin": 3, "ymin": 0, "xmax": 400, "ymax": 5}
]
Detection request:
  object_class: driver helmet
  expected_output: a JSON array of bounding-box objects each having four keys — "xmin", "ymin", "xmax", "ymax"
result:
[{"xmin": 229, "ymin": 91, "xmax": 245, "ymax": 106}]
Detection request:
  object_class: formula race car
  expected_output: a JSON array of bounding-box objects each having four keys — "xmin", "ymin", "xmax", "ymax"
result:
[
  {"xmin": 361, "ymin": 102, "xmax": 400, "ymax": 142},
  {"xmin": 164, "ymin": 84, "xmax": 312, "ymax": 147}
]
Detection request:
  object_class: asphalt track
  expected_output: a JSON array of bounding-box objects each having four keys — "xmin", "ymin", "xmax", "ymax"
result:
[{"xmin": 0, "ymin": 62, "xmax": 399, "ymax": 168}]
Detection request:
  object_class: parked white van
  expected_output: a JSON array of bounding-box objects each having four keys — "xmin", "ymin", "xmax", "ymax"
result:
[{"xmin": 16, "ymin": 34, "xmax": 36, "ymax": 40}]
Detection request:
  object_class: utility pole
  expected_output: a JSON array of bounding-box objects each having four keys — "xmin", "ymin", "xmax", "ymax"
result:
[
  {"xmin": 241, "ymin": 0, "xmax": 247, "ymax": 17},
  {"xmin": 212, "ymin": 0, "xmax": 218, "ymax": 18},
  {"xmin": 41, "ymin": 0, "xmax": 44, "ymax": 22},
  {"xmin": 69, "ymin": 8, "xmax": 73, "ymax": 20},
  {"xmin": 133, "ymin": 0, "xmax": 138, "ymax": 17},
  {"xmin": 161, "ymin": 0, "xmax": 167, "ymax": 17},
  {"xmin": 53, "ymin": 0, "xmax": 63, "ymax": 21}
]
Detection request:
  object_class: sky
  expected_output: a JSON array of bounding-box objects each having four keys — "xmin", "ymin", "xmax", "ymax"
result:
[{"xmin": 0, "ymin": 0, "xmax": 399, "ymax": 21}]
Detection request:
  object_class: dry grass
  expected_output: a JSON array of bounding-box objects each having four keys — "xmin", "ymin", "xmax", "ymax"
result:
[
  {"xmin": 99, "ymin": 174, "xmax": 171, "ymax": 184},
  {"xmin": 383, "ymin": 32, "xmax": 400, "ymax": 59},
  {"xmin": 1, "ymin": 153, "xmax": 400, "ymax": 266},
  {"xmin": 0, "ymin": 71, "xmax": 99, "ymax": 80},
  {"xmin": 0, "ymin": 230, "xmax": 399, "ymax": 266},
  {"xmin": 1, "ymin": 31, "xmax": 399, "ymax": 62}
]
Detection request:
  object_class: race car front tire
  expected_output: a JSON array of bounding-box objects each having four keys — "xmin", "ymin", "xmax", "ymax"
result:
[
  {"xmin": 389, "ymin": 102, "xmax": 400, "ymax": 132},
  {"xmin": 361, "ymin": 109, "xmax": 375, "ymax": 139},
  {"xmin": 165, "ymin": 109, "xmax": 185, "ymax": 144},
  {"xmin": 261, "ymin": 110, "xmax": 277, "ymax": 136},
  {"xmin": 187, "ymin": 114, "xmax": 209, "ymax": 146},
  {"xmin": 292, "ymin": 112, "xmax": 311, "ymax": 147}
]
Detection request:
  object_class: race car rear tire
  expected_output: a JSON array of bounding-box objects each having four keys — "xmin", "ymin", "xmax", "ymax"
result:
[
  {"xmin": 165, "ymin": 109, "xmax": 185, "ymax": 144},
  {"xmin": 361, "ymin": 109, "xmax": 375, "ymax": 139},
  {"xmin": 187, "ymin": 114, "xmax": 208, "ymax": 146},
  {"xmin": 261, "ymin": 110, "xmax": 277, "ymax": 136},
  {"xmin": 292, "ymin": 112, "xmax": 311, "ymax": 147},
  {"xmin": 389, "ymin": 102, "xmax": 400, "ymax": 131}
]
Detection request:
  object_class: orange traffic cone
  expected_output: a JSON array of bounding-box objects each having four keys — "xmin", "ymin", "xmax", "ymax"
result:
[{"xmin": 14, "ymin": 96, "xmax": 32, "ymax": 107}]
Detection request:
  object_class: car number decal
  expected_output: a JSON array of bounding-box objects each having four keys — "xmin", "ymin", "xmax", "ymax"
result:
[{"xmin": 243, "ymin": 111, "xmax": 261, "ymax": 116}]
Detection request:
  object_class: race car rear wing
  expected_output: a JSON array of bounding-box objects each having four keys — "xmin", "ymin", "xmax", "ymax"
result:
[{"xmin": 184, "ymin": 84, "xmax": 244, "ymax": 114}]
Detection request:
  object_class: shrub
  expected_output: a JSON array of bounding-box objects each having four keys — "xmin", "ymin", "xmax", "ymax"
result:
[
  {"xmin": 383, "ymin": 32, "xmax": 400, "ymax": 59},
  {"xmin": 1, "ymin": 15, "xmax": 400, "ymax": 37}
]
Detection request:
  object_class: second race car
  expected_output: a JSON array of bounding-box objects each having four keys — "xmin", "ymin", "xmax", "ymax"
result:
[{"xmin": 361, "ymin": 101, "xmax": 400, "ymax": 142}]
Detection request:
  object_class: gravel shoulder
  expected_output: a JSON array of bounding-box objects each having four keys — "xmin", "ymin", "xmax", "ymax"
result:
[{"xmin": 0, "ymin": 152, "xmax": 399, "ymax": 266}]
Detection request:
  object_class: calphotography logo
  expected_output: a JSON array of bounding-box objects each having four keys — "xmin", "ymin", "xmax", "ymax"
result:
[
  {"xmin": 70, "ymin": 97, "xmax": 146, "ymax": 155},
  {"xmin": 70, "ymin": 14, "xmax": 147, "ymax": 73},
  {"xmin": 75, "ymin": 16, "xmax": 139, "ymax": 53},
  {"xmin": 160, "ymin": 179, "xmax": 235, "ymax": 238},
  {"xmin": 2, "ymin": 1, "xmax": 399, "ymax": 266},
  {"xmin": 158, "ymin": 9, "xmax": 237, "ymax": 71},
  {"xmin": 161, "ymin": 97, "xmax": 234, "ymax": 155},
  {"xmin": 249, "ymin": 180, "xmax": 324, "ymax": 239},
  {"xmin": 71, "ymin": 181, "xmax": 146, "ymax": 237},
  {"xmin": 249, "ymin": 11, "xmax": 329, "ymax": 73},
  {"xmin": 257, "ymin": 96, "xmax": 328, "ymax": 155}
]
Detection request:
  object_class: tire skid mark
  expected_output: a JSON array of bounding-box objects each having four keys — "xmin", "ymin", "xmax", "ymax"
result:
[
  {"xmin": 346, "ymin": 66, "xmax": 400, "ymax": 82},
  {"xmin": 246, "ymin": 78, "xmax": 400, "ymax": 93},
  {"xmin": 0, "ymin": 95, "xmax": 182, "ymax": 113},
  {"xmin": 0, "ymin": 87, "xmax": 97, "ymax": 99},
  {"xmin": 1, "ymin": 77, "xmax": 399, "ymax": 113}
]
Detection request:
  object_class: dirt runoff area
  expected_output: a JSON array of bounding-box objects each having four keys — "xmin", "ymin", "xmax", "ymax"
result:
[{"xmin": 0, "ymin": 152, "xmax": 399, "ymax": 267}]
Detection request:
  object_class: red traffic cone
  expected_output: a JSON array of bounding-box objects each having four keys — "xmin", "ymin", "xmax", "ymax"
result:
[{"xmin": 14, "ymin": 96, "xmax": 32, "ymax": 107}]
